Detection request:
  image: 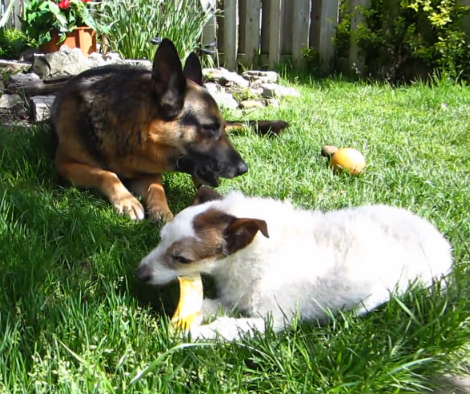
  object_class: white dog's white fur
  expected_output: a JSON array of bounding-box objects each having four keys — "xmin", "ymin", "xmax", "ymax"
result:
[{"xmin": 136, "ymin": 190, "xmax": 453, "ymax": 341}]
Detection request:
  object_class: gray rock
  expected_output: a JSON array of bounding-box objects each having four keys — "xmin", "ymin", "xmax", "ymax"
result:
[
  {"xmin": 242, "ymin": 70, "xmax": 279, "ymax": 84},
  {"xmin": 124, "ymin": 59, "xmax": 153, "ymax": 71},
  {"xmin": 239, "ymin": 100, "xmax": 265, "ymax": 109},
  {"xmin": 261, "ymin": 83, "xmax": 300, "ymax": 99},
  {"xmin": 0, "ymin": 59, "xmax": 32, "ymax": 74},
  {"xmin": 250, "ymin": 86, "xmax": 263, "ymax": 96},
  {"xmin": 210, "ymin": 90, "xmax": 239, "ymax": 109},
  {"xmin": 30, "ymin": 95, "xmax": 56, "ymax": 122},
  {"xmin": 203, "ymin": 67, "xmax": 250, "ymax": 88},
  {"xmin": 204, "ymin": 82, "xmax": 221, "ymax": 97},
  {"xmin": 31, "ymin": 45, "xmax": 127, "ymax": 79},
  {"xmin": 0, "ymin": 78, "xmax": 4, "ymax": 93},
  {"xmin": 0, "ymin": 93, "xmax": 23, "ymax": 109},
  {"xmin": 266, "ymin": 98, "xmax": 280, "ymax": 108},
  {"xmin": 19, "ymin": 48, "xmax": 44, "ymax": 62},
  {"xmin": 103, "ymin": 52, "xmax": 122, "ymax": 62},
  {"xmin": 6, "ymin": 72, "xmax": 41, "ymax": 91},
  {"xmin": 32, "ymin": 46, "xmax": 90, "ymax": 79}
]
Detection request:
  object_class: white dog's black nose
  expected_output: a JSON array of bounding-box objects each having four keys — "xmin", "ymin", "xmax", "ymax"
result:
[{"xmin": 135, "ymin": 265, "xmax": 152, "ymax": 282}]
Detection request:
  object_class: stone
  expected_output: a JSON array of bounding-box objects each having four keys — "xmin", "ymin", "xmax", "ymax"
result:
[
  {"xmin": 18, "ymin": 48, "xmax": 44, "ymax": 62},
  {"xmin": 210, "ymin": 90, "xmax": 239, "ymax": 109},
  {"xmin": 30, "ymin": 95, "xmax": 56, "ymax": 122},
  {"xmin": 266, "ymin": 98, "xmax": 280, "ymax": 108},
  {"xmin": 204, "ymin": 82, "xmax": 221, "ymax": 97},
  {"xmin": 6, "ymin": 72, "xmax": 41, "ymax": 91},
  {"xmin": 32, "ymin": 46, "xmax": 90, "ymax": 79},
  {"xmin": 124, "ymin": 59, "xmax": 153, "ymax": 71},
  {"xmin": 103, "ymin": 52, "xmax": 122, "ymax": 62},
  {"xmin": 250, "ymin": 86, "xmax": 264, "ymax": 96},
  {"xmin": 0, "ymin": 59, "xmax": 32, "ymax": 74},
  {"xmin": 261, "ymin": 83, "xmax": 300, "ymax": 99},
  {"xmin": 31, "ymin": 45, "xmax": 127, "ymax": 79},
  {"xmin": 239, "ymin": 100, "xmax": 265, "ymax": 109},
  {"xmin": 0, "ymin": 93, "xmax": 23, "ymax": 109},
  {"xmin": 0, "ymin": 78, "xmax": 4, "ymax": 93},
  {"xmin": 87, "ymin": 52, "xmax": 107, "ymax": 68},
  {"xmin": 242, "ymin": 70, "xmax": 279, "ymax": 84},
  {"xmin": 203, "ymin": 67, "xmax": 250, "ymax": 88}
]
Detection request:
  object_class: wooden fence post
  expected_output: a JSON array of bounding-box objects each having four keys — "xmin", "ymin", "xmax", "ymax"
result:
[
  {"xmin": 292, "ymin": 0, "xmax": 311, "ymax": 69},
  {"xmin": 348, "ymin": 0, "xmax": 368, "ymax": 76},
  {"xmin": 3, "ymin": 0, "xmax": 22, "ymax": 29},
  {"xmin": 223, "ymin": 0, "xmax": 239, "ymax": 70},
  {"xmin": 268, "ymin": 0, "xmax": 283, "ymax": 68},
  {"xmin": 318, "ymin": 0, "xmax": 339, "ymax": 74},
  {"xmin": 242, "ymin": 0, "xmax": 261, "ymax": 69}
]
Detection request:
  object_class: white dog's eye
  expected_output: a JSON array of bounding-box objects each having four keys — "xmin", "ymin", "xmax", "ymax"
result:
[{"xmin": 173, "ymin": 255, "xmax": 192, "ymax": 264}]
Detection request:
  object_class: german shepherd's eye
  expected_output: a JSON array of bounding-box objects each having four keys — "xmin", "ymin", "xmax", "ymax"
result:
[
  {"xmin": 173, "ymin": 254, "xmax": 192, "ymax": 264},
  {"xmin": 200, "ymin": 126, "xmax": 219, "ymax": 138}
]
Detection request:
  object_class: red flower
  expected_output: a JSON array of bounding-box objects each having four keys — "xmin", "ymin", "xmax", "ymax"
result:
[
  {"xmin": 58, "ymin": 0, "xmax": 70, "ymax": 9},
  {"xmin": 81, "ymin": 0, "xmax": 91, "ymax": 2}
]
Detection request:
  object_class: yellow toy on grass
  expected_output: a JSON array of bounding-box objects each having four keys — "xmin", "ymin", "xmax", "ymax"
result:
[{"xmin": 321, "ymin": 145, "xmax": 366, "ymax": 175}]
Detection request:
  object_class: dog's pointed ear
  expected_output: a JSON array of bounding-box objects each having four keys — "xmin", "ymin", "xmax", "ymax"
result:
[
  {"xmin": 184, "ymin": 52, "xmax": 204, "ymax": 86},
  {"xmin": 223, "ymin": 218, "xmax": 269, "ymax": 255},
  {"xmin": 152, "ymin": 38, "xmax": 187, "ymax": 119},
  {"xmin": 192, "ymin": 186, "xmax": 223, "ymax": 206}
]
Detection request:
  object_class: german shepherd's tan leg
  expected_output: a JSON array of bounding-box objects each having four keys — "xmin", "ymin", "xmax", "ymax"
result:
[
  {"xmin": 129, "ymin": 175, "xmax": 173, "ymax": 223},
  {"xmin": 56, "ymin": 160, "xmax": 145, "ymax": 221}
]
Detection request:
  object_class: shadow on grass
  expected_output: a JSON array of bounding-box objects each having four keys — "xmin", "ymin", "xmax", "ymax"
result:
[{"xmin": 0, "ymin": 124, "xmax": 212, "ymax": 342}]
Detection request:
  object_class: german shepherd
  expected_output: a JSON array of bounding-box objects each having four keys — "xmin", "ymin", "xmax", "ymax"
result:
[{"xmin": 51, "ymin": 38, "xmax": 288, "ymax": 223}]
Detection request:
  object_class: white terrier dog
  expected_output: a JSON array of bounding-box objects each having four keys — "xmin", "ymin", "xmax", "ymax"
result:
[{"xmin": 135, "ymin": 187, "xmax": 453, "ymax": 341}]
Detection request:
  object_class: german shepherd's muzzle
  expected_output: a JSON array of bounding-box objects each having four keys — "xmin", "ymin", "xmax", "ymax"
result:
[{"xmin": 51, "ymin": 38, "xmax": 288, "ymax": 223}]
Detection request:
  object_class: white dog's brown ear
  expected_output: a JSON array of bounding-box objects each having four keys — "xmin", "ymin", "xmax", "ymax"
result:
[
  {"xmin": 223, "ymin": 218, "xmax": 269, "ymax": 255},
  {"xmin": 192, "ymin": 186, "xmax": 223, "ymax": 206}
]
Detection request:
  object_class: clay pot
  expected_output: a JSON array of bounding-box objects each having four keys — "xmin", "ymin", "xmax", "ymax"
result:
[{"xmin": 40, "ymin": 26, "xmax": 96, "ymax": 57}]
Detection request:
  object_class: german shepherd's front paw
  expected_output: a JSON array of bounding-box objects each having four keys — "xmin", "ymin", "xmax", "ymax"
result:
[
  {"xmin": 148, "ymin": 206, "xmax": 174, "ymax": 224},
  {"xmin": 111, "ymin": 193, "xmax": 145, "ymax": 221}
]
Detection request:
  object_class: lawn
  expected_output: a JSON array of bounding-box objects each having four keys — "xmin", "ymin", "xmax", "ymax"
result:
[{"xmin": 1, "ymin": 76, "xmax": 470, "ymax": 393}]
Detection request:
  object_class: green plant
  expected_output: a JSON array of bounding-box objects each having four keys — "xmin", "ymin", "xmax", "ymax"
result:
[
  {"xmin": 20, "ymin": 0, "xmax": 107, "ymax": 47},
  {"xmin": 301, "ymin": 47, "xmax": 320, "ymax": 75},
  {"xmin": 0, "ymin": 28, "xmax": 31, "ymax": 59},
  {"xmin": 96, "ymin": 0, "xmax": 216, "ymax": 61},
  {"xmin": 335, "ymin": 0, "xmax": 470, "ymax": 82}
]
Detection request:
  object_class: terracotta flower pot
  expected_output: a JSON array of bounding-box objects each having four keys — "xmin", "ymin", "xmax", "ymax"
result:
[{"xmin": 41, "ymin": 26, "xmax": 97, "ymax": 57}]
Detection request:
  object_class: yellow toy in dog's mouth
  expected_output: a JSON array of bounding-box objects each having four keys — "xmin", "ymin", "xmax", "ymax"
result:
[{"xmin": 171, "ymin": 273, "xmax": 204, "ymax": 331}]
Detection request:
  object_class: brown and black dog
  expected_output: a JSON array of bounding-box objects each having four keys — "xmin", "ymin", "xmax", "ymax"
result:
[{"xmin": 51, "ymin": 38, "xmax": 288, "ymax": 223}]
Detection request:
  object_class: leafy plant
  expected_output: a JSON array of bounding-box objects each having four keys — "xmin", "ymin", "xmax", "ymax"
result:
[
  {"xmin": 20, "ymin": 0, "xmax": 107, "ymax": 47},
  {"xmin": 0, "ymin": 28, "xmax": 31, "ymax": 59},
  {"xmin": 335, "ymin": 0, "xmax": 470, "ymax": 82},
  {"xmin": 96, "ymin": 0, "xmax": 216, "ymax": 61}
]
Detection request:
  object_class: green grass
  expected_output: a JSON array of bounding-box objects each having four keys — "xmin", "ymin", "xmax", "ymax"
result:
[{"xmin": 1, "ymin": 76, "xmax": 470, "ymax": 393}]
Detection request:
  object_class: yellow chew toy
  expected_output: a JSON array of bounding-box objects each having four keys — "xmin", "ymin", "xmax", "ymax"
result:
[
  {"xmin": 171, "ymin": 273, "xmax": 204, "ymax": 331},
  {"xmin": 321, "ymin": 145, "xmax": 366, "ymax": 175}
]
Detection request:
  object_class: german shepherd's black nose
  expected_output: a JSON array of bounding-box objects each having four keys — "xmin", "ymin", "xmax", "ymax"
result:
[{"xmin": 236, "ymin": 160, "xmax": 248, "ymax": 176}]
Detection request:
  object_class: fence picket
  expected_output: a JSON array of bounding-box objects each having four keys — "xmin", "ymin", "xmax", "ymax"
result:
[
  {"xmin": 292, "ymin": 0, "xmax": 311, "ymax": 69},
  {"xmin": 223, "ymin": 0, "xmax": 239, "ymax": 70}
]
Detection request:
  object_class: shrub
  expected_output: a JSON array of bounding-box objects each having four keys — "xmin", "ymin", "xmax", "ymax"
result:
[
  {"xmin": 0, "ymin": 28, "xmax": 31, "ymax": 59},
  {"xmin": 96, "ymin": 0, "xmax": 216, "ymax": 62},
  {"xmin": 335, "ymin": 0, "xmax": 470, "ymax": 82}
]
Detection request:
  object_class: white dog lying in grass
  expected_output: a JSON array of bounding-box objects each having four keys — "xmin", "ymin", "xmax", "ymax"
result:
[{"xmin": 135, "ymin": 186, "xmax": 453, "ymax": 341}]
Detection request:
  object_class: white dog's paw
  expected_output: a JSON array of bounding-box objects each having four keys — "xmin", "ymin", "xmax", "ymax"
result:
[{"xmin": 189, "ymin": 317, "xmax": 266, "ymax": 342}]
